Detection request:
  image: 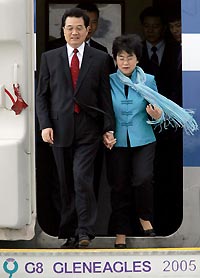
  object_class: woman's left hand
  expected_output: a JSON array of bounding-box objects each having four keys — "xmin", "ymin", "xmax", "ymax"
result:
[
  {"xmin": 103, "ymin": 132, "xmax": 116, "ymax": 150},
  {"xmin": 146, "ymin": 104, "xmax": 162, "ymax": 120}
]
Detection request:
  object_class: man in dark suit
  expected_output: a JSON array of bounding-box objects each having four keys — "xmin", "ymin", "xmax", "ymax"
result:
[
  {"xmin": 36, "ymin": 8, "xmax": 115, "ymax": 248},
  {"xmin": 138, "ymin": 6, "xmax": 183, "ymax": 236},
  {"xmin": 46, "ymin": 3, "xmax": 115, "ymax": 202},
  {"xmin": 139, "ymin": 6, "xmax": 179, "ymax": 100},
  {"xmin": 167, "ymin": 12, "xmax": 182, "ymax": 105}
]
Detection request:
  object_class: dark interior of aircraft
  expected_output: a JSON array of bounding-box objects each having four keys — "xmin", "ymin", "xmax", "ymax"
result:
[{"xmin": 36, "ymin": 0, "xmax": 182, "ymax": 238}]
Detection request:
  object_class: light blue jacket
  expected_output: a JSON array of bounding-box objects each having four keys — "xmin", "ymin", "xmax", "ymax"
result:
[{"xmin": 110, "ymin": 70, "xmax": 157, "ymax": 147}]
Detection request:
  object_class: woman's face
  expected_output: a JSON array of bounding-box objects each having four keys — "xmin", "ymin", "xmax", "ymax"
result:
[{"xmin": 116, "ymin": 50, "xmax": 138, "ymax": 76}]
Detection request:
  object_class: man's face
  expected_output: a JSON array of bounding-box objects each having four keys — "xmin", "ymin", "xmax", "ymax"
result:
[
  {"xmin": 85, "ymin": 11, "xmax": 98, "ymax": 40},
  {"xmin": 142, "ymin": 16, "xmax": 165, "ymax": 45},
  {"xmin": 169, "ymin": 20, "xmax": 181, "ymax": 43},
  {"xmin": 63, "ymin": 16, "xmax": 89, "ymax": 48}
]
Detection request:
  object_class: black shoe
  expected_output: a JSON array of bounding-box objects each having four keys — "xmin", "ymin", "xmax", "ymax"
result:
[
  {"xmin": 114, "ymin": 243, "xmax": 127, "ymax": 249},
  {"xmin": 78, "ymin": 235, "xmax": 91, "ymax": 248},
  {"xmin": 143, "ymin": 229, "xmax": 156, "ymax": 237},
  {"xmin": 61, "ymin": 237, "xmax": 78, "ymax": 249}
]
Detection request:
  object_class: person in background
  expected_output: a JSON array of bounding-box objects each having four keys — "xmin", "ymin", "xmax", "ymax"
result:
[
  {"xmin": 139, "ymin": 6, "xmax": 180, "ymax": 100},
  {"xmin": 139, "ymin": 6, "xmax": 183, "ymax": 236},
  {"xmin": 76, "ymin": 3, "xmax": 116, "ymax": 73},
  {"xmin": 168, "ymin": 14, "xmax": 181, "ymax": 44},
  {"xmin": 105, "ymin": 34, "xmax": 163, "ymax": 248},
  {"xmin": 164, "ymin": 11, "xmax": 183, "ymax": 235},
  {"xmin": 76, "ymin": 2, "xmax": 108, "ymax": 52},
  {"xmin": 167, "ymin": 11, "xmax": 182, "ymax": 103},
  {"xmin": 36, "ymin": 8, "xmax": 115, "ymax": 249}
]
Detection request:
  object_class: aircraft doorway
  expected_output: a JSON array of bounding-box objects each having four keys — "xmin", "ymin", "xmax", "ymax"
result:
[{"xmin": 35, "ymin": 0, "xmax": 182, "ymax": 241}]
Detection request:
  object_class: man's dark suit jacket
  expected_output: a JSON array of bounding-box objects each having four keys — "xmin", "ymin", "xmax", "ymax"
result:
[
  {"xmin": 89, "ymin": 39, "xmax": 116, "ymax": 73},
  {"xmin": 89, "ymin": 38, "xmax": 108, "ymax": 53},
  {"xmin": 47, "ymin": 37, "xmax": 116, "ymax": 73},
  {"xmin": 139, "ymin": 40, "xmax": 180, "ymax": 103},
  {"xmin": 36, "ymin": 44, "xmax": 115, "ymax": 147}
]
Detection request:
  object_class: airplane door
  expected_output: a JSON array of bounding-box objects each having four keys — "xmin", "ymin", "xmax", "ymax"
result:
[{"xmin": 0, "ymin": 0, "xmax": 35, "ymax": 240}]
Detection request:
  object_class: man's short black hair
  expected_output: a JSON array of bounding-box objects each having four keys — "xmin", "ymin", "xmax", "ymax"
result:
[
  {"xmin": 76, "ymin": 3, "xmax": 99, "ymax": 18},
  {"xmin": 167, "ymin": 12, "xmax": 181, "ymax": 23},
  {"xmin": 140, "ymin": 6, "xmax": 165, "ymax": 25},
  {"xmin": 62, "ymin": 7, "xmax": 90, "ymax": 28}
]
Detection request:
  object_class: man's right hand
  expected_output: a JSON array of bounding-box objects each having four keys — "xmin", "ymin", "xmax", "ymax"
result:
[{"xmin": 41, "ymin": 128, "xmax": 54, "ymax": 144}]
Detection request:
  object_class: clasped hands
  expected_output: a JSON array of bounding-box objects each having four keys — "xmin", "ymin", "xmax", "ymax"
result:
[
  {"xmin": 103, "ymin": 131, "xmax": 116, "ymax": 150},
  {"xmin": 41, "ymin": 128, "xmax": 117, "ymax": 150},
  {"xmin": 41, "ymin": 105, "xmax": 161, "ymax": 149}
]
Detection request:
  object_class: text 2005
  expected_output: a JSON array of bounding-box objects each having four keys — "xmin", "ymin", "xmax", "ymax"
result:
[{"xmin": 163, "ymin": 259, "xmax": 196, "ymax": 272}]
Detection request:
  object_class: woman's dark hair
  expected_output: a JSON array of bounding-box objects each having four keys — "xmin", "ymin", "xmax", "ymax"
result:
[
  {"xmin": 112, "ymin": 34, "xmax": 143, "ymax": 60},
  {"xmin": 62, "ymin": 8, "xmax": 90, "ymax": 29}
]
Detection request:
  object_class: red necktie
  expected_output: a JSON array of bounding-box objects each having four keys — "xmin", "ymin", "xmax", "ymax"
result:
[{"xmin": 70, "ymin": 48, "xmax": 80, "ymax": 113}]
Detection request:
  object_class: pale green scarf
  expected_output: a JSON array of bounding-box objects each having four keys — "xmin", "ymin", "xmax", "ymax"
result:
[{"xmin": 117, "ymin": 66, "xmax": 198, "ymax": 135}]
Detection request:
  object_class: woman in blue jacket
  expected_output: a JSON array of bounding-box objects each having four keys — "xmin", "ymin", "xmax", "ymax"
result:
[
  {"xmin": 104, "ymin": 34, "xmax": 163, "ymax": 248},
  {"xmin": 104, "ymin": 34, "xmax": 197, "ymax": 248}
]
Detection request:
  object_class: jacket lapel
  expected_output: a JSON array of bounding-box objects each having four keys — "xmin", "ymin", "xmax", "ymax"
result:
[
  {"xmin": 59, "ymin": 46, "xmax": 73, "ymax": 89},
  {"xmin": 74, "ymin": 44, "xmax": 93, "ymax": 95}
]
